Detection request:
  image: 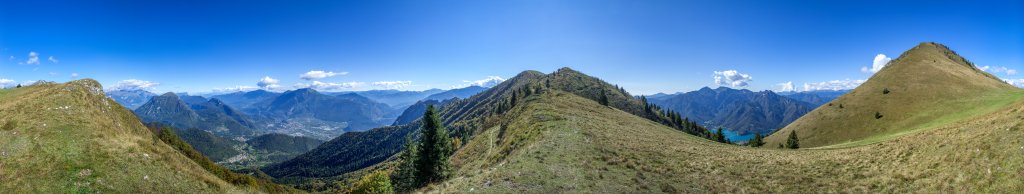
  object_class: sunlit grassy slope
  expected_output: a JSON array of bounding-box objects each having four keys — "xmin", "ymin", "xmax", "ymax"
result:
[
  {"xmin": 431, "ymin": 90, "xmax": 1023, "ymax": 193},
  {"xmin": 765, "ymin": 42, "xmax": 1022, "ymax": 148},
  {"xmin": 0, "ymin": 80, "xmax": 248, "ymax": 193}
]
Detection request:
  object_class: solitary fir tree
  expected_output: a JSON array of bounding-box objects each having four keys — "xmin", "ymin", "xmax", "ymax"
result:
[
  {"xmin": 413, "ymin": 105, "xmax": 453, "ymax": 184},
  {"xmin": 785, "ymin": 131, "xmax": 800, "ymax": 149},
  {"xmin": 748, "ymin": 133, "xmax": 765, "ymax": 147},
  {"xmin": 599, "ymin": 89, "xmax": 610, "ymax": 106}
]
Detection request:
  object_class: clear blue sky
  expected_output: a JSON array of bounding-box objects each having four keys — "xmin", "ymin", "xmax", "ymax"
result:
[{"xmin": 1, "ymin": 0, "xmax": 1021, "ymax": 94}]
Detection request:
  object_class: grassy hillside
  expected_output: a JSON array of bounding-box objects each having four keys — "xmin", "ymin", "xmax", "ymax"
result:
[
  {"xmin": 765, "ymin": 42, "xmax": 1023, "ymax": 147},
  {"xmin": 431, "ymin": 89, "xmax": 1024, "ymax": 193},
  {"xmin": 0, "ymin": 79, "xmax": 247, "ymax": 193}
]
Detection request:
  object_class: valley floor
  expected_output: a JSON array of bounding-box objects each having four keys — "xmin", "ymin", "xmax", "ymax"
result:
[{"xmin": 430, "ymin": 91, "xmax": 1023, "ymax": 193}]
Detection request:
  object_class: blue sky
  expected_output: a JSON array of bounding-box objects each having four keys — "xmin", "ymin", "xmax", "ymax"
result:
[{"xmin": 1, "ymin": 0, "xmax": 1021, "ymax": 94}]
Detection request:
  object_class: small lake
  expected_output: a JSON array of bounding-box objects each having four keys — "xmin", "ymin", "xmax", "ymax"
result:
[{"xmin": 712, "ymin": 128, "xmax": 762, "ymax": 142}]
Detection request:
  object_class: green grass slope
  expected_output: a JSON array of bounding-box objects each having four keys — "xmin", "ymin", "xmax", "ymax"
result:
[
  {"xmin": 432, "ymin": 89, "xmax": 1024, "ymax": 193},
  {"xmin": 0, "ymin": 79, "xmax": 248, "ymax": 193},
  {"xmin": 765, "ymin": 42, "xmax": 1023, "ymax": 148}
]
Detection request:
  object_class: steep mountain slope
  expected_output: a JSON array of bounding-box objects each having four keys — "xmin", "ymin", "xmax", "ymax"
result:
[
  {"xmin": 0, "ymin": 79, "xmax": 246, "ymax": 193},
  {"xmin": 246, "ymin": 133, "xmax": 325, "ymax": 158},
  {"xmin": 423, "ymin": 86, "xmax": 487, "ymax": 101},
  {"xmin": 765, "ymin": 42, "xmax": 1023, "ymax": 148},
  {"xmin": 165, "ymin": 125, "xmax": 244, "ymax": 162},
  {"xmin": 781, "ymin": 89, "xmax": 850, "ymax": 106},
  {"xmin": 135, "ymin": 93, "xmax": 258, "ymax": 138},
  {"xmin": 262, "ymin": 68, "xmax": 711, "ymax": 182},
  {"xmin": 648, "ymin": 87, "xmax": 814, "ymax": 135},
  {"xmin": 105, "ymin": 89, "xmax": 157, "ymax": 109},
  {"xmin": 433, "ymin": 89, "xmax": 1024, "ymax": 193}
]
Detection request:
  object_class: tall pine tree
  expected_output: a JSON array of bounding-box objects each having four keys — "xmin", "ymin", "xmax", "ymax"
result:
[
  {"xmin": 785, "ymin": 131, "xmax": 800, "ymax": 149},
  {"xmin": 390, "ymin": 136, "xmax": 418, "ymax": 192},
  {"xmin": 748, "ymin": 133, "xmax": 764, "ymax": 147},
  {"xmin": 414, "ymin": 105, "xmax": 453, "ymax": 184}
]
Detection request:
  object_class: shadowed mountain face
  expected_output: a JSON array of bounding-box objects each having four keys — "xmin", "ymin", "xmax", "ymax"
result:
[
  {"xmin": 105, "ymin": 89, "xmax": 157, "ymax": 109},
  {"xmin": 765, "ymin": 42, "xmax": 1023, "ymax": 148},
  {"xmin": 648, "ymin": 87, "xmax": 815, "ymax": 135},
  {"xmin": 135, "ymin": 93, "xmax": 258, "ymax": 138},
  {"xmin": 392, "ymin": 99, "xmax": 447, "ymax": 126}
]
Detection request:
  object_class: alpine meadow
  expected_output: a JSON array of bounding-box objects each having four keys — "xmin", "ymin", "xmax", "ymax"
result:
[{"xmin": 1, "ymin": 0, "xmax": 1022, "ymax": 193}]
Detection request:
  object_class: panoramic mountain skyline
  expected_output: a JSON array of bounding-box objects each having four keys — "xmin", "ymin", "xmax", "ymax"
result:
[{"xmin": 1, "ymin": 0, "xmax": 1021, "ymax": 95}]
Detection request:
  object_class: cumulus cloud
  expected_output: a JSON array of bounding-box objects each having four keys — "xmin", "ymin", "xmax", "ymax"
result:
[
  {"xmin": 70, "ymin": 73, "xmax": 79, "ymax": 78},
  {"xmin": 48, "ymin": 56, "xmax": 59, "ymax": 64},
  {"xmin": 980, "ymin": 66, "xmax": 1018, "ymax": 76},
  {"xmin": 861, "ymin": 54, "xmax": 891, "ymax": 73},
  {"xmin": 713, "ymin": 70, "xmax": 753, "ymax": 87},
  {"xmin": 1005, "ymin": 79, "xmax": 1024, "ymax": 88},
  {"xmin": 299, "ymin": 70, "xmax": 348, "ymax": 80},
  {"xmin": 452, "ymin": 76, "xmax": 506, "ymax": 88},
  {"xmin": 0, "ymin": 79, "xmax": 15, "ymax": 88},
  {"xmin": 110, "ymin": 79, "xmax": 159, "ymax": 91},
  {"xmin": 801, "ymin": 79, "xmax": 865, "ymax": 91},
  {"xmin": 25, "ymin": 51, "xmax": 40, "ymax": 65},
  {"xmin": 309, "ymin": 81, "xmax": 364, "ymax": 91},
  {"xmin": 256, "ymin": 76, "xmax": 281, "ymax": 90},
  {"xmin": 776, "ymin": 81, "xmax": 795, "ymax": 92},
  {"xmin": 373, "ymin": 81, "xmax": 413, "ymax": 89}
]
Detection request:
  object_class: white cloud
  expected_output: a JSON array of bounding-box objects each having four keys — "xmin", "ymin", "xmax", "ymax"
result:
[
  {"xmin": 862, "ymin": 54, "xmax": 891, "ymax": 73},
  {"xmin": 980, "ymin": 66, "xmax": 1018, "ymax": 76},
  {"xmin": 1005, "ymin": 79, "xmax": 1024, "ymax": 88},
  {"xmin": 0, "ymin": 79, "xmax": 15, "ymax": 88},
  {"xmin": 109, "ymin": 79, "xmax": 159, "ymax": 91},
  {"xmin": 70, "ymin": 73, "xmax": 79, "ymax": 78},
  {"xmin": 713, "ymin": 70, "xmax": 753, "ymax": 87},
  {"xmin": 776, "ymin": 81, "xmax": 795, "ymax": 92},
  {"xmin": 299, "ymin": 70, "xmax": 348, "ymax": 80},
  {"xmin": 256, "ymin": 76, "xmax": 281, "ymax": 90},
  {"xmin": 309, "ymin": 81, "xmax": 364, "ymax": 91},
  {"xmin": 25, "ymin": 51, "xmax": 40, "ymax": 65},
  {"xmin": 453, "ymin": 76, "xmax": 505, "ymax": 88},
  {"xmin": 801, "ymin": 79, "xmax": 865, "ymax": 91},
  {"xmin": 47, "ymin": 56, "xmax": 59, "ymax": 64},
  {"xmin": 373, "ymin": 80, "xmax": 413, "ymax": 89},
  {"xmin": 212, "ymin": 86, "xmax": 259, "ymax": 93},
  {"xmin": 8, "ymin": 56, "xmax": 13, "ymax": 61}
]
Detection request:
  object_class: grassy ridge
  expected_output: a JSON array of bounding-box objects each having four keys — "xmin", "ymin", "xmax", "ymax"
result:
[
  {"xmin": 0, "ymin": 80, "xmax": 243, "ymax": 193},
  {"xmin": 434, "ymin": 90, "xmax": 1024, "ymax": 192},
  {"xmin": 766, "ymin": 42, "xmax": 1022, "ymax": 147}
]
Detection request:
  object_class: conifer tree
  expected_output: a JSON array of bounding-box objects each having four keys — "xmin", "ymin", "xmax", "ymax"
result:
[
  {"xmin": 391, "ymin": 136, "xmax": 418, "ymax": 192},
  {"xmin": 786, "ymin": 131, "xmax": 800, "ymax": 149},
  {"xmin": 414, "ymin": 105, "xmax": 453, "ymax": 184},
  {"xmin": 599, "ymin": 89, "xmax": 609, "ymax": 106},
  {"xmin": 748, "ymin": 133, "xmax": 764, "ymax": 147},
  {"xmin": 714, "ymin": 127, "xmax": 727, "ymax": 143}
]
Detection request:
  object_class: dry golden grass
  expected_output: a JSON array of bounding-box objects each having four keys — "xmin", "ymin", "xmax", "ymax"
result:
[
  {"xmin": 429, "ymin": 90, "xmax": 1023, "ymax": 193},
  {"xmin": 766, "ymin": 42, "xmax": 1022, "ymax": 148},
  {"xmin": 0, "ymin": 79, "xmax": 252, "ymax": 193}
]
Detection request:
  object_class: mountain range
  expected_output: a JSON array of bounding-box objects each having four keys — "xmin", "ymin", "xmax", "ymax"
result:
[
  {"xmin": 780, "ymin": 89, "xmax": 851, "ymax": 106},
  {"xmin": 647, "ymin": 87, "xmax": 815, "ymax": 135}
]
